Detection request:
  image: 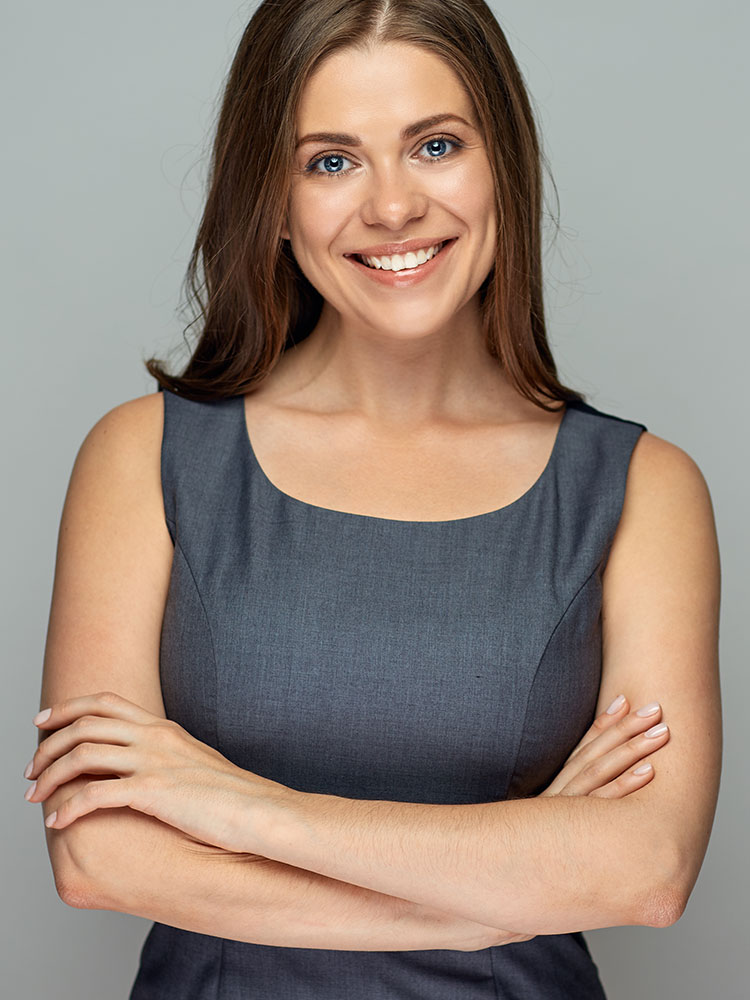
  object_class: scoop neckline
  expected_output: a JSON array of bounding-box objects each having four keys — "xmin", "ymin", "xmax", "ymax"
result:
[{"xmin": 237, "ymin": 394, "xmax": 571, "ymax": 527}]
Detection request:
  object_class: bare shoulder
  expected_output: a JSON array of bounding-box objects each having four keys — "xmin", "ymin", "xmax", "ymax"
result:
[
  {"xmin": 67, "ymin": 391, "xmax": 169, "ymax": 532},
  {"xmin": 628, "ymin": 428, "xmax": 712, "ymax": 492},
  {"xmin": 603, "ymin": 425, "xmax": 720, "ymax": 627},
  {"xmin": 56, "ymin": 385, "xmax": 172, "ymax": 602},
  {"xmin": 76, "ymin": 390, "xmax": 165, "ymax": 476},
  {"xmin": 617, "ymin": 429, "xmax": 717, "ymax": 541},
  {"xmin": 61, "ymin": 388, "xmax": 171, "ymax": 591}
]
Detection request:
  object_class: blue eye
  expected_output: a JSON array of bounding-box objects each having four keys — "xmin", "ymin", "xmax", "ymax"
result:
[
  {"xmin": 304, "ymin": 134, "xmax": 465, "ymax": 179},
  {"xmin": 307, "ymin": 153, "xmax": 353, "ymax": 177},
  {"xmin": 422, "ymin": 137, "xmax": 453, "ymax": 159}
]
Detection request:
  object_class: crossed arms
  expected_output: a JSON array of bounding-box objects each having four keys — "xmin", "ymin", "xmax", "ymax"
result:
[{"xmin": 31, "ymin": 395, "xmax": 722, "ymax": 947}]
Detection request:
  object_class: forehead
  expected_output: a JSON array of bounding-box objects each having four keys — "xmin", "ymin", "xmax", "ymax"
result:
[{"xmin": 296, "ymin": 42, "xmax": 477, "ymax": 137}]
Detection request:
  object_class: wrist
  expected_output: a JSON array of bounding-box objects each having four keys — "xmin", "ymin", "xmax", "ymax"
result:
[{"xmin": 243, "ymin": 776, "xmax": 306, "ymax": 859}]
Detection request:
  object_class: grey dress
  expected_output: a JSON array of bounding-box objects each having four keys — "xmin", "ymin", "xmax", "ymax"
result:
[{"xmin": 129, "ymin": 387, "xmax": 647, "ymax": 999}]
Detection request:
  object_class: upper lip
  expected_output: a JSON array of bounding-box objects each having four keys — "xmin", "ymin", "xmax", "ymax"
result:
[{"xmin": 345, "ymin": 237, "xmax": 456, "ymax": 258}]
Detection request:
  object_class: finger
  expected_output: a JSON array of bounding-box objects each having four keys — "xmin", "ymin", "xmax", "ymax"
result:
[
  {"xmin": 542, "ymin": 709, "xmax": 667, "ymax": 796},
  {"xmin": 32, "ymin": 691, "xmax": 156, "ymax": 732},
  {"xmin": 26, "ymin": 743, "xmax": 135, "ymax": 802},
  {"xmin": 25, "ymin": 716, "xmax": 135, "ymax": 780},
  {"xmin": 588, "ymin": 760, "xmax": 656, "ymax": 798},
  {"xmin": 563, "ymin": 700, "xmax": 664, "ymax": 772},
  {"xmin": 556, "ymin": 722, "xmax": 670, "ymax": 796},
  {"xmin": 561, "ymin": 695, "xmax": 631, "ymax": 765},
  {"xmin": 44, "ymin": 776, "xmax": 142, "ymax": 829}
]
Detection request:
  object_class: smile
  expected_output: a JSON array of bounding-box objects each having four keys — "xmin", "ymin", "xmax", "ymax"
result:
[
  {"xmin": 356, "ymin": 241, "xmax": 446, "ymax": 271},
  {"xmin": 344, "ymin": 238, "xmax": 458, "ymax": 288}
]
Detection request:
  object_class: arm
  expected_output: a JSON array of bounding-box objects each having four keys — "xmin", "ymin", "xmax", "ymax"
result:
[
  {"xmin": 230, "ymin": 432, "xmax": 722, "ymax": 935},
  {"xmin": 36, "ymin": 684, "xmax": 664, "ymax": 949},
  {"xmin": 45, "ymin": 774, "xmax": 506, "ymax": 952},
  {"xmin": 36, "ymin": 392, "xmax": 508, "ymax": 952},
  {"xmin": 43, "ymin": 397, "xmax": 710, "ymax": 933}
]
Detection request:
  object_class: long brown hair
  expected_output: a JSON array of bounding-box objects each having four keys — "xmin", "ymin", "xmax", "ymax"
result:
[{"xmin": 145, "ymin": 0, "xmax": 586, "ymax": 411}]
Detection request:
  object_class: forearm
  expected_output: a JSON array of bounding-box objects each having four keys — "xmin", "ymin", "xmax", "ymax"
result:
[
  {"xmin": 45, "ymin": 778, "xmax": 505, "ymax": 951},
  {"xmin": 261, "ymin": 790, "xmax": 680, "ymax": 935}
]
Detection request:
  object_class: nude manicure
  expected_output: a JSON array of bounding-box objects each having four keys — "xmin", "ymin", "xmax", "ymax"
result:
[
  {"xmin": 636, "ymin": 702, "xmax": 660, "ymax": 717},
  {"xmin": 606, "ymin": 694, "xmax": 626, "ymax": 714}
]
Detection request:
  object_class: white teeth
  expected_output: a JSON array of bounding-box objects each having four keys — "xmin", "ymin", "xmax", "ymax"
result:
[{"xmin": 357, "ymin": 242, "xmax": 445, "ymax": 271}]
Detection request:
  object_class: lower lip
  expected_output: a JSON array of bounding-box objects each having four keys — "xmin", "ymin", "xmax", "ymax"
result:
[{"xmin": 345, "ymin": 238, "xmax": 458, "ymax": 288}]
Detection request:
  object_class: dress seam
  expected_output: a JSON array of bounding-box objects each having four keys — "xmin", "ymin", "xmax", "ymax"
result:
[
  {"xmin": 488, "ymin": 944, "xmax": 503, "ymax": 1000},
  {"xmin": 504, "ymin": 559, "xmax": 604, "ymax": 798},
  {"xmin": 172, "ymin": 539, "xmax": 222, "ymax": 754},
  {"xmin": 168, "ymin": 540, "xmax": 225, "ymax": 993}
]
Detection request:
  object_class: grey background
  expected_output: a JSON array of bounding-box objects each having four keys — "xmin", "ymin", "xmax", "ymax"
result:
[{"xmin": 3, "ymin": 1, "xmax": 746, "ymax": 996}]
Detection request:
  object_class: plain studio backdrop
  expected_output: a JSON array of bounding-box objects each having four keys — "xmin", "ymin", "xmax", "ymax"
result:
[{"xmin": 2, "ymin": 2, "xmax": 746, "ymax": 996}]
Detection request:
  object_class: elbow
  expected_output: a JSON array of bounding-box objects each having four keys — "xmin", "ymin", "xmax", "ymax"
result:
[
  {"xmin": 632, "ymin": 847, "xmax": 689, "ymax": 928},
  {"xmin": 42, "ymin": 777, "xmax": 113, "ymax": 911},
  {"xmin": 56, "ymin": 869, "xmax": 100, "ymax": 910},
  {"xmin": 49, "ymin": 835, "xmax": 104, "ymax": 911},
  {"xmin": 637, "ymin": 883, "xmax": 686, "ymax": 928}
]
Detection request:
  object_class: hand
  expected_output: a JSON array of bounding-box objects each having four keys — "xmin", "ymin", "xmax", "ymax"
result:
[
  {"xmin": 23, "ymin": 691, "xmax": 288, "ymax": 854},
  {"xmin": 539, "ymin": 694, "xmax": 669, "ymax": 798}
]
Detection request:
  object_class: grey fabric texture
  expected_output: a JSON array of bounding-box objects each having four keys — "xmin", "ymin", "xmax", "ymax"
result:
[{"xmin": 129, "ymin": 388, "xmax": 647, "ymax": 999}]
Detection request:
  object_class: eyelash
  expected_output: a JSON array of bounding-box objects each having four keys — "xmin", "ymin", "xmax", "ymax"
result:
[{"xmin": 304, "ymin": 134, "xmax": 466, "ymax": 179}]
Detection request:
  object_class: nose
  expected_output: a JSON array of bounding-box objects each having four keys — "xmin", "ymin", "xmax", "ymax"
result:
[{"xmin": 359, "ymin": 163, "xmax": 429, "ymax": 231}]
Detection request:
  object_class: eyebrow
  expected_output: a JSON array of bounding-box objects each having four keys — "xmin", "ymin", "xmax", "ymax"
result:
[{"xmin": 295, "ymin": 113, "xmax": 476, "ymax": 150}]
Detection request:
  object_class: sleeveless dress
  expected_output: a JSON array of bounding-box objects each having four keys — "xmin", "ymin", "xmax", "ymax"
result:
[{"xmin": 129, "ymin": 387, "xmax": 648, "ymax": 999}]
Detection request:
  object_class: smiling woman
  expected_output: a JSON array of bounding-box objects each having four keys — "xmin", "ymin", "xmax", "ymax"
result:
[
  {"xmin": 143, "ymin": 0, "xmax": 573, "ymax": 408},
  {"xmin": 284, "ymin": 44, "xmax": 499, "ymax": 306},
  {"xmin": 31, "ymin": 1, "xmax": 721, "ymax": 999}
]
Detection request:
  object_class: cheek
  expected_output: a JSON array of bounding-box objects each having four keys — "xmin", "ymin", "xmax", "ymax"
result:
[
  {"xmin": 285, "ymin": 187, "xmax": 344, "ymax": 292},
  {"xmin": 437, "ymin": 161, "xmax": 496, "ymax": 228},
  {"xmin": 288, "ymin": 181, "xmax": 352, "ymax": 249}
]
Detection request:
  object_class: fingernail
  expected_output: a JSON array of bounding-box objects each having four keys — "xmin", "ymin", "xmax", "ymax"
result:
[
  {"xmin": 633, "ymin": 763, "xmax": 653, "ymax": 774},
  {"xmin": 605, "ymin": 694, "xmax": 626, "ymax": 714},
  {"xmin": 45, "ymin": 810, "xmax": 57, "ymax": 827},
  {"xmin": 645, "ymin": 723, "xmax": 668, "ymax": 738},
  {"xmin": 636, "ymin": 702, "xmax": 660, "ymax": 717},
  {"xmin": 24, "ymin": 781, "xmax": 37, "ymax": 801},
  {"xmin": 24, "ymin": 760, "xmax": 34, "ymax": 779},
  {"xmin": 33, "ymin": 708, "xmax": 51, "ymax": 725}
]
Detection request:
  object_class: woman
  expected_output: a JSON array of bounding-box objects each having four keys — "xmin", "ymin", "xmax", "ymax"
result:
[{"xmin": 25, "ymin": 1, "xmax": 721, "ymax": 997}]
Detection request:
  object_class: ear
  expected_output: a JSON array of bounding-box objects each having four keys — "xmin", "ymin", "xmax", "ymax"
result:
[{"xmin": 280, "ymin": 218, "xmax": 291, "ymax": 241}]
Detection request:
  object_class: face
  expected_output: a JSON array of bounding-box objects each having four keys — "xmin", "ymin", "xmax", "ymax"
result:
[{"xmin": 283, "ymin": 42, "xmax": 497, "ymax": 341}]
